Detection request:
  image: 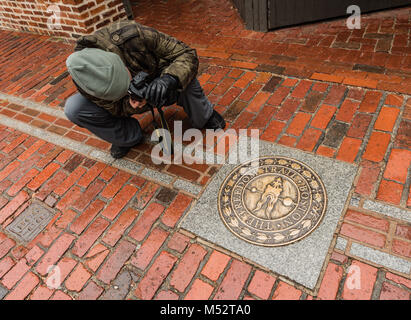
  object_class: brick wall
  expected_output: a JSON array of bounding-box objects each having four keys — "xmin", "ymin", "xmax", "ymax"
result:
[{"xmin": 0, "ymin": 0, "xmax": 128, "ymax": 39}]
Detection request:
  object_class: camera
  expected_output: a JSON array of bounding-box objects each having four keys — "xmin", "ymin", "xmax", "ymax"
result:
[{"xmin": 128, "ymin": 71, "xmax": 149, "ymax": 102}]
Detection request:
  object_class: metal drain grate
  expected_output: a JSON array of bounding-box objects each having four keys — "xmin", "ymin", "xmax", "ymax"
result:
[{"xmin": 5, "ymin": 202, "xmax": 56, "ymax": 243}]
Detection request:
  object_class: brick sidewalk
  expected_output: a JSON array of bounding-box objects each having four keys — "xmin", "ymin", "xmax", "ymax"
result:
[{"xmin": 0, "ymin": 0, "xmax": 410, "ymax": 300}]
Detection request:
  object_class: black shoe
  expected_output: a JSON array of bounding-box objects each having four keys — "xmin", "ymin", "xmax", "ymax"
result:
[
  {"xmin": 110, "ymin": 145, "xmax": 133, "ymax": 159},
  {"xmin": 204, "ymin": 110, "xmax": 226, "ymax": 130}
]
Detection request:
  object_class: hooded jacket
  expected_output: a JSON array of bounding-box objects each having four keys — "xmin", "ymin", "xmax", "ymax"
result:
[{"xmin": 72, "ymin": 20, "xmax": 199, "ymax": 116}]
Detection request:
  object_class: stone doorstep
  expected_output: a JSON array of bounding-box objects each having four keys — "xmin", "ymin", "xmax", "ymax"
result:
[{"xmin": 180, "ymin": 138, "xmax": 358, "ymax": 290}]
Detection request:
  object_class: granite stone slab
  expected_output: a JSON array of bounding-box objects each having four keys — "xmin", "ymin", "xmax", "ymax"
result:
[{"xmin": 180, "ymin": 139, "xmax": 357, "ymax": 289}]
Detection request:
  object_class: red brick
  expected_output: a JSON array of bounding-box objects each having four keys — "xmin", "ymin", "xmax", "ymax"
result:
[
  {"xmin": 201, "ymin": 250, "xmax": 231, "ymax": 282},
  {"xmin": 55, "ymin": 185, "xmax": 82, "ymax": 211},
  {"xmin": 260, "ymin": 120, "xmax": 285, "ymax": 142},
  {"xmin": 55, "ymin": 149, "xmax": 74, "ymax": 164},
  {"xmin": 286, "ymin": 113, "xmax": 311, "ymax": 136},
  {"xmin": 376, "ymin": 180, "xmax": 403, "ymax": 205},
  {"xmin": 231, "ymin": 111, "xmax": 254, "ymax": 130},
  {"xmin": 1, "ymin": 259, "xmax": 30, "ymax": 289},
  {"xmin": 296, "ymin": 128, "xmax": 322, "ymax": 152},
  {"xmin": 77, "ymin": 162, "xmax": 106, "ymax": 188},
  {"xmin": 281, "ymin": 78, "xmax": 298, "ymax": 87},
  {"xmin": 155, "ymin": 290, "xmax": 180, "ymax": 300},
  {"xmin": 77, "ymin": 281, "xmax": 104, "ymax": 300},
  {"xmin": 331, "ymin": 252, "xmax": 348, "ymax": 264},
  {"xmin": 7, "ymin": 168, "xmax": 39, "ymax": 196},
  {"xmin": 214, "ymin": 260, "xmax": 251, "ymax": 300},
  {"xmin": 384, "ymin": 94, "xmax": 403, "ymax": 107},
  {"xmin": 128, "ymin": 202, "xmax": 164, "ymax": 241},
  {"xmin": 101, "ymin": 184, "xmax": 138, "ymax": 220},
  {"xmin": 70, "ymin": 199, "xmax": 105, "ymax": 234},
  {"xmin": 99, "ymin": 166, "xmax": 118, "ymax": 181},
  {"xmin": 102, "ymin": 207, "xmax": 139, "ymax": 246},
  {"xmin": 64, "ymin": 263, "xmax": 92, "ymax": 292},
  {"xmin": 347, "ymin": 113, "xmax": 372, "ymax": 138},
  {"xmin": 324, "ymin": 85, "xmax": 346, "ymax": 106},
  {"xmin": 51, "ymin": 291, "xmax": 72, "ymax": 300},
  {"xmin": 250, "ymin": 105, "xmax": 277, "ymax": 129},
  {"xmin": 131, "ymin": 227, "xmax": 169, "ymax": 270},
  {"xmin": 72, "ymin": 217, "xmax": 110, "ymax": 257},
  {"xmin": 36, "ymin": 233, "xmax": 76, "ymax": 276},
  {"xmin": 167, "ymin": 164, "xmax": 200, "ymax": 182},
  {"xmin": 316, "ymin": 145, "xmax": 335, "ymax": 157},
  {"xmin": 391, "ymin": 239, "xmax": 411, "ymax": 258},
  {"xmin": 0, "ymin": 160, "xmax": 20, "ymax": 181},
  {"xmin": 72, "ymin": 179, "xmax": 105, "ymax": 211},
  {"xmin": 233, "ymin": 71, "xmax": 256, "ymax": 88},
  {"xmin": 161, "ymin": 193, "xmax": 192, "ymax": 228},
  {"xmin": 170, "ymin": 244, "xmax": 207, "ymax": 292},
  {"xmin": 272, "ymin": 281, "xmax": 302, "ymax": 300},
  {"xmin": 311, "ymin": 105, "xmax": 336, "ymax": 129},
  {"xmin": 362, "ymin": 131, "xmax": 390, "ymax": 162},
  {"xmin": 4, "ymin": 272, "xmax": 39, "ymax": 300},
  {"xmin": 342, "ymin": 261, "xmax": 378, "ymax": 300},
  {"xmin": 167, "ymin": 232, "xmax": 190, "ymax": 253},
  {"xmin": 97, "ymin": 240, "xmax": 136, "ymax": 284},
  {"xmin": 355, "ymin": 161, "xmax": 381, "ymax": 196},
  {"xmin": 2, "ymin": 133, "xmax": 28, "ymax": 153},
  {"xmin": 385, "ymin": 272, "xmax": 411, "ymax": 289},
  {"xmin": 247, "ymin": 270, "xmax": 276, "ymax": 300},
  {"xmin": 374, "ymin": 107, "xmax": 400, "ymax": 132},
  {"xmin": 359, "ymin": 91, "xmax": 383, "ymax": 113},
  {"xmin": 340, "ymin": 223, "xmax": 386, "ymax": 248},
  {"xmin": 133, "ymin": 181, "xmax": 158, "ymax": 209},
  {"xmin": 184, "ymin": 279, "xmax": 214, "ymax": 300},
  {"xmin": 275, "ymin": 98, "xmax": 300, "ymax": 121},
  {"xmin": 17, "ymin": 139, "xmax": 46, "ymax": 161},
  {"xmin": 30, "ymin": 286, "xmax": 54, "ymax": 300},
  {"xmin": 212, "ymin": 77, "xmax": 235, "ymax": 96},
  {"xmin": 25, "ymin": 245, "xmax": 44, "ymax": 266},
  {"xmin": 267, "ymin": 86, "xmax": 290, "ymax": 106},
  {"xmin": 246, "ymin": 92, "xmax": 271, "ymax": 113},
  {"xmin": 0, "ymin": 190, "xmax": 30, "ymax": 224},
  {"xmin": 0, "ymin": 236, "xmax": 15, "ymax": 259},
  {"xmin": 318, "ymin": 263, "xmax": 344, "ymax": 300},
  {"xmin": 101, "ymin": 171, "xmax": 131, "ymax": 199},
  {"xmin": 0, "ymin": 257, "xmax": 15, "ymax": 278},
  {"xmin": 54, "ymin": 166, "xmax": 86, "ymax": 196},
  {"xmin": 219, "ymin": 87, "xmax": 242, "ymax": 106},
  {"xmin": 26, "ymin": 162, "xmax": 60, "ymax": 191},
  {"xmin": 239, "ymin": 83, "xmax": 262, "ymax": 101},
  {"xmin": 311, "ymin": 73, "xmax": 344, "ymax": 83},
  {"xmin": 336, "ymin": 137, "xmax": 362, "ymax": 163},
  {"xmin": 278, "ymin": 135, "xmax": 297, "ymax": 147},
  {"xmin": 35, "ymin": 170, "xmax": 68, "ymax": 201},
  {"xmin": 135, "ymin": 251, "xmax": 177, "ymax": 300},
  {"xmin": 395, "ymin": 224, "xmax": 411, "ymax": 241},
  {"xmin": 383, "ymin": 149, "xmax": 411, "ymax": 183},
  {"xmin": 84, "ymin": 244, "xmax": 110, "ymax": 272},
  {"xmin": 291, "ymin": 80, "xmax": 311, "ymax": 99},
  {"xmin": 345, "ymin": 209, "xmax": 389, "ymax": 232},
  {"xmin": 379, "ymin": 282, "xmax": 410, "ymax": 300},
  {"xmin": 336, "ymin": 99, "xmax": 359, "ymax": 123}
]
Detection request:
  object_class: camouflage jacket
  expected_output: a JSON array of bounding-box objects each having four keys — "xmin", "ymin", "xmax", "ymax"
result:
[{"xmin": 73, "ymin": 20, "xmax": 199, "ymax": 116}]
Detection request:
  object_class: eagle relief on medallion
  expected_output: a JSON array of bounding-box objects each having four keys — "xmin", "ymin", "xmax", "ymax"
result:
[{"xmin": 218, "ymin": 157, "xmax": 327, "ymax": 247}]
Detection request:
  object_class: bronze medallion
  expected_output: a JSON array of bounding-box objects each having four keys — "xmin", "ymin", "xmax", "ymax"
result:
[{"xmin": 218, "ymin": 157, "xmax": 327, "ymax": 247}]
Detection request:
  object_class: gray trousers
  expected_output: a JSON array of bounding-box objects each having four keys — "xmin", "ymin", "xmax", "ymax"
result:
[{"xmin": 64, "ymin": 78, "xmax": 213, "ymax": 147}]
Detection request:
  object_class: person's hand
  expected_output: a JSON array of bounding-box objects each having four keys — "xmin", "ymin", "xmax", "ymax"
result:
[
  {"xmin": 144, "ymin": 74, "xmax": 178, "ymax": 108},
  {"xmin": 129, "ymin": 98, "xmax": 145, "ymax": 109}
]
